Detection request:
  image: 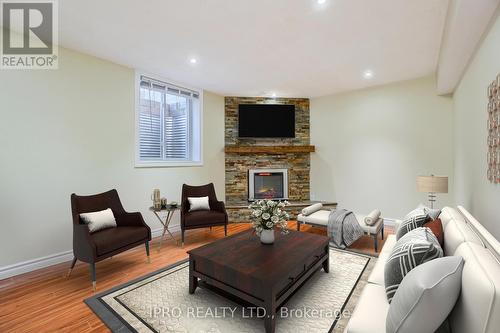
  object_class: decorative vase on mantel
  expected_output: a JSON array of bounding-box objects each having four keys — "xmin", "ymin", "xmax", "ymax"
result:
[{"xmin": 249, "ymin": 199, "xmax": 290, "ymax": 245}]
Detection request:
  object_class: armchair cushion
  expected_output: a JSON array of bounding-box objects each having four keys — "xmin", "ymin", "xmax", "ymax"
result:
[
  {"xmin": 184, "ymin": 210, "xmax": 226, "ymax": 227},
  {"xmin": 92, "ymin": 226, "xmax": 149, "ymax": 256}
]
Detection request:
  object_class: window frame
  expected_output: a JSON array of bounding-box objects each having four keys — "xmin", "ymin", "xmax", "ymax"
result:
[{"xmin": 134, "ymin": 71, "xmax": 203, "ymax": 168}]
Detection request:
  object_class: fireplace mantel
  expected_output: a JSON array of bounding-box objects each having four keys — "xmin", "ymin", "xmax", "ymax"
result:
[{"xmin": 224, "ymin": 145, "xmax": 315, "ymax": 154}]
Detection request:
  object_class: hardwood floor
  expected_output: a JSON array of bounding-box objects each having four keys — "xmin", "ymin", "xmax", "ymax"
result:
[{"xmin": 0, "ymin": 222, "xmax": 393, "ymax": 333}]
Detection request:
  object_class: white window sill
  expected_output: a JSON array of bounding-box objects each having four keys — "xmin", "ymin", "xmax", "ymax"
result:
[{"xmin": 135, "ymin": 160, "xmax": 204, "ymax": 168}]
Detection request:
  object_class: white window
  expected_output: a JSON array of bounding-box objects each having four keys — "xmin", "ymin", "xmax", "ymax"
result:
[{"xmin": 135, "ymin": 73, "xmax": 202, "ymax": 167}]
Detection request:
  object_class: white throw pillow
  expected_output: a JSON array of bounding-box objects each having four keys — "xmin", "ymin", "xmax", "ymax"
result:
[
  {"xmin": 188, "ymin": 196, "xmax": 210, "ymax": 212},
  {"xmin": 80, "ymin": 208, "xmax": 117, "ymax": 233},
  {"xmin": 386, "ymin": 256, "xmax": 464, "ymax": 333}
]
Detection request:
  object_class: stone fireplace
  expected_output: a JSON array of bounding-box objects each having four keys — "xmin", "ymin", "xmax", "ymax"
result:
[
  {"xmin": 248, "ymin": 168, "xmax": 289, "ymax": 201},
  {"xmin": 224, "ymin": 97, "xmax": 313, "ymax": 220}
]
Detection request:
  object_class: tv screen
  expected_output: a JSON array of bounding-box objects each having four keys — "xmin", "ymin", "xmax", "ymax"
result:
[{"xmin": 238, "ymin": 104, "xmax": 295, "ymax": 138}]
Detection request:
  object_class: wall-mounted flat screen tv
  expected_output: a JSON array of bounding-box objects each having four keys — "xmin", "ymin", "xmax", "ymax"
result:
[{"xmin": 238, "ymin": 104, "xmax": 295, "ymax": 138}]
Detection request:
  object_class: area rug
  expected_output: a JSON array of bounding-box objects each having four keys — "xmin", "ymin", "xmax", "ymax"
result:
[{"xmin": 85, "ymin": 248, "xmax": 373, "ymax": 333}]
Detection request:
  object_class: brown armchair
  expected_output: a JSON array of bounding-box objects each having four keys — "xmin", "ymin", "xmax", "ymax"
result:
[
  {"xmin": 68, "ymin": 189, "xmax": 151, "ymax": 291},
  {"xmin": 181, "ymin": 183, "xmax": 228, "ymax": 246}
]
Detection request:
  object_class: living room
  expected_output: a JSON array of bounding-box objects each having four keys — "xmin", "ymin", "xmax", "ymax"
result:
[{"xmin": 1, "ymin": 0, "xmax": 500, "ymax": 332}]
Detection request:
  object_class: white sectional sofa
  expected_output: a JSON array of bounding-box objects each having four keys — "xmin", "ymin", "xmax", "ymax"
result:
[{"xmin": 345, "ymin": 206, "xmax": 500, "ymax": 333}]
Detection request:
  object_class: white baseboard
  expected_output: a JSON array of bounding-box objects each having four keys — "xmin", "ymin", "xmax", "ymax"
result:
[
  {"xmin": 383, "ymin": 218, "xmax": 400, "ymax": 228},
  {"xmin": 0, "ymin": 224, "xmax": 183, "ymax": 281},
  {"xmin": 0, "ymin": 250, "xmax": 74, "ymax": 280}
]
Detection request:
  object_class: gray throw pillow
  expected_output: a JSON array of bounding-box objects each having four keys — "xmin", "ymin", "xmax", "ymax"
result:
[
  {"xmin": 386, "ymin": 256, "xmax": 464, "ymax": 333},
  {"xmin": 418, "ymin": 203, "xmax": 441, "ymax": 220},
  {"xmin": 403, "ymin": 207, "xmax": 426, "ymax": 220},
  {"xmin": 396, "ymin": 213, "xmax": 429, "ymax": 240},
  {"xmin": 385, "ymin": 227, "xmax": 443, "ymax": 303}
]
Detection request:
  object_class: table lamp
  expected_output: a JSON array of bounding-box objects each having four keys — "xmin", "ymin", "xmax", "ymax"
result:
[{"xmin": 416, "ymin": 175, "xmax": 448, "ymax": 209}]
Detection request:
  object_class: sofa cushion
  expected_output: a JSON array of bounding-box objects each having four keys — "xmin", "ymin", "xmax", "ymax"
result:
[
  {"xmin": 344, "ymin": 283, "xmax": 389, "ymax": 333},
  {"xmin": 386, "ymin": 256, "xmax": 464, "ymax": 333},
  {"xmin": 385, "ymin": 227, "xmax": 443, "ymax": 302},
  {"xmin": 396, "ymin": 213, "xmax": 429, "ymax": 240},
  {"xmin": 92, "ymin": 226, "xmax": 149, "ymax": 256},
  {"xmin": 380, "ymin": 234, "xmax": 398, "ymax": 256},
  {"xmin": 424, "ymin": 218, "xmax": 444, "ymax": 247},
  {"xmin": 449, "ymin": 242, "xmax": 500, "ymax": 333},
  {"xmin": 184, "ymin": 210, "xmax": 226, "ymax": 227},
  {"xmin": 367, "ymin": 234, "xmax": 397, "ymax": 286},
  {"xmin": 443, "ymin": 218, "xmax": 483, "ymax": 255},
  {"xmin": 439, "ymin": 207, "xmax": 465, "ymax": 228}
]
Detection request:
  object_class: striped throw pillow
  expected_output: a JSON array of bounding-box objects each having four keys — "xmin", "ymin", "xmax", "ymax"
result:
[
  {"xmin": 396, "ymin": 213, "xmax": 429, "ymax": 240},
  {"xmin": 384, "ymin": 227, "xmax": 443, "ymax": 303}
]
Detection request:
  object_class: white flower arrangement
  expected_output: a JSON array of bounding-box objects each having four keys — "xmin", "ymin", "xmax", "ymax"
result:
[{"xmin": 249, "ymin": 199, "xmax": 290, "ymax": 235}]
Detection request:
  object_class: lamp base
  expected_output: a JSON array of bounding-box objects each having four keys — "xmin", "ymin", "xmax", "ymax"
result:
[{"xmin": 428, "ymin": 192, "xmax": 436, "ymax": 209}]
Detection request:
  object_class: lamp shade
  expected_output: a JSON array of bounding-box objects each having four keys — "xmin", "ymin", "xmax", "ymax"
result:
[{"xmin": 417, "ymin": 175, "xmax": 448, "ymax": 193}]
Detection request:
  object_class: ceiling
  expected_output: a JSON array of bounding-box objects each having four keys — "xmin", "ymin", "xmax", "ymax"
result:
[
  {"xmin": 52, "ymin": 0, "xmax": 495, "ymax": 97},
  {"xmin": 437, "ymin": 0, "xmax": 500, "ymax": 95}
]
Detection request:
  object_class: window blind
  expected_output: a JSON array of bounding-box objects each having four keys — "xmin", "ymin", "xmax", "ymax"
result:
[{"xmin": 138, "ymin": 76, "xmax": 198, "ymax": 161}]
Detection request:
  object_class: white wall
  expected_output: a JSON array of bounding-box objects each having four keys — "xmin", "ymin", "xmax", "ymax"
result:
[
  {"xmin": 453, "ymin": 12, "xmax": 500, "ymax": 239},
  {"xmin": 310, "ymin": 76, "xmax": 454, "ymax": 220},
  {"xmin": 0, "ymin": 46, "xmax": 225, "ymax": 267}
]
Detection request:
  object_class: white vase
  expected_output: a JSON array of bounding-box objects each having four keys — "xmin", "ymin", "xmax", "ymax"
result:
[{"xmin": 260, "ymin": 229, "xmax": 275, "ymax": 244}]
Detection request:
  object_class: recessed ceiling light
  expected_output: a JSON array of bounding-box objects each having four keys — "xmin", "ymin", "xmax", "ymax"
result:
[
  {"xmin": 189, "ymin": 57, "xmax": 197, "ymax": 64},
  {"xmin": 363, "ymin": 70, "xmax": 374, "ymax": 79},
  {"xmin": 317, "ymin": 0, "xmax": 326, "ymax": 4}
]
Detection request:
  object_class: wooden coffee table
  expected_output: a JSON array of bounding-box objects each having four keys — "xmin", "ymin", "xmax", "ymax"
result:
[{"xmin": 187, "ymin": 229, "xmax": 330, "ymax": 333}]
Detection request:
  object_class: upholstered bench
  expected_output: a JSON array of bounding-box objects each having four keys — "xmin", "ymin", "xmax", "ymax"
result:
[{"xmin": 297, "ymin": 204, "xmax": 385, "ymax": 252}]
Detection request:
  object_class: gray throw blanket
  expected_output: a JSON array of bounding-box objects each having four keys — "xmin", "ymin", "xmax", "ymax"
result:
[{"xmin": 328, "ymin": 209, "xmax": 364, "ymax": 249}]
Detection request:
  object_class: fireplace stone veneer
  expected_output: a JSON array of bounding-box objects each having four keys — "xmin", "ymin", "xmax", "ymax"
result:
[{"xmin": 225, "ymin": 97, "xmax": 311, "ymax": 222}]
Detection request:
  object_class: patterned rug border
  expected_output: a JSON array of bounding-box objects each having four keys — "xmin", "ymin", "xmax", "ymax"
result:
[
  {"xmin": 85, "ymin": 248, "xmax": 371, "ymax": 333},
  {"xmin": 327, "ymin": 248, "xmax": 370, "ymax": 332}
]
